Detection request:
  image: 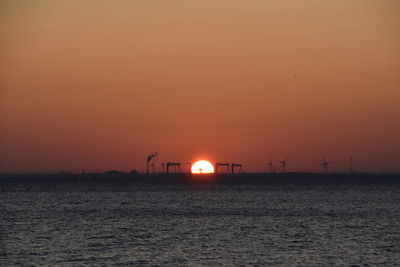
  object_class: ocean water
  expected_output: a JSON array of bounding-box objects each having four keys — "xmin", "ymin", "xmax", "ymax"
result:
[{"xmin": 1, "ymin": 175, "xmax": 400, "ymax": 266}]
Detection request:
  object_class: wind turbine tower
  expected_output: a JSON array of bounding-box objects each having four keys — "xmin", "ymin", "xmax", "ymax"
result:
[
  {"xmin": 280, "ymin": 157, "xmax": 287, "ymax": 173},
  {"xmin": 320, "ymin": 157, "xmax": 329, "ymax": 174},
  {"xmin": 266, "ymin": 159, "xmax": 273, "ymax": 174}
]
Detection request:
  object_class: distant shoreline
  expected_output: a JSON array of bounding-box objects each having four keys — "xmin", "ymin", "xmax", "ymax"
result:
[{"xmin": 1, "ymin": 171, "xmax": 399, "ymax": 176}]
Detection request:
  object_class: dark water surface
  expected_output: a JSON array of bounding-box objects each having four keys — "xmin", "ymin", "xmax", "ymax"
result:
[{"xmin": 1, "ymin": 174, "xmax": 400, "ymax": 266}]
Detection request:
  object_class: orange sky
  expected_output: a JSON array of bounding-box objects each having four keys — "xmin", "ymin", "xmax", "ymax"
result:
[{"xmin": 1, "ymin": 0, "xmax": 399, "ymax": 173}]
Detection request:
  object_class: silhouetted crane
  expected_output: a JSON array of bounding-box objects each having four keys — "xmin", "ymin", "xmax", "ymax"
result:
[
  {"xmin": 320, "ymin": 157, "xmax": 329, "ymax": 174},
  {"xmin": 166, "ymin": 162, "xmax": 181, "ymax": 174},
  {"xmin": 146, "ymin": 152, "xmax": 158, "ymax": 174},
  {"xmin": 231, "ymin": 163, "xmax": 242, "ymax": 174},
  {"xmin": 215, "ymin": 163, "xmax": 230, "ymax": 174}
]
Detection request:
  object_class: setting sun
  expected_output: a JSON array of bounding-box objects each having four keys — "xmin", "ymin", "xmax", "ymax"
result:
[{"xmin": 191, "ymin": 160, "xmax": 214, "ymax": 174}]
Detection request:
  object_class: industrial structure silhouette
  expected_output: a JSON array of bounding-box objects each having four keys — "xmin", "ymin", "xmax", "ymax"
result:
[
  {"xmin": 146, "ymin": 152, "xmax": 157, "ymax": 174},
  {"xmin": 144, "ymin": 153, "xmax": 356, "ymax": 174},
  {"xmin": 166, "ymin": 162, "xmax": 181, "ymax": 174},
  {"xmin": 215, "ymin": 163, "xmax": 230, "ymax": 174},
  {"xmin": 231, "ymin": 163, "xmax": 243, "ymax": 174}
]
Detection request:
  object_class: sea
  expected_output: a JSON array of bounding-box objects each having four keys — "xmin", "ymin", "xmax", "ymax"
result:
[{"xmin": 1, "ymin": 173, "xmax": 400, "ymax": 266}]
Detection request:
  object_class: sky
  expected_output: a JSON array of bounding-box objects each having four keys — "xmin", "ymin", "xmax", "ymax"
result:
[{"xmin": 1, "ymin": 0, "xmax": 399, "ymax": 173}]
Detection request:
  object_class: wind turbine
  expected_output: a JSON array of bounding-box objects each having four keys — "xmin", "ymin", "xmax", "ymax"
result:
[
  {"xmin": 280, "ymin": 157, "xmax": 287, "ymax": 173},
  {"xmin": 320, "ymin": 157, "xmax": 329, "ymax": 174},
  {"xmin": 266, "ymin": 159, "xmax": 273, "ymax": 174}
]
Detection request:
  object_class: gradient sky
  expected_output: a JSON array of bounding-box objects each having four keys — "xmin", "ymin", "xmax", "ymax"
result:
[{"xmin": 1, "ymin": 0, "xmax": 399, "ymax": 173}]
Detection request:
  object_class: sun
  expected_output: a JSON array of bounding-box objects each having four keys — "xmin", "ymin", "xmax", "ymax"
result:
[{"xmin": 191, "ymin": 160, "xmax": 214, "ymax": 174}]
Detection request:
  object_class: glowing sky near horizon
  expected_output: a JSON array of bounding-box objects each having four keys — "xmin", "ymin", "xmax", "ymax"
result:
[{"xmin": 0, "ymin": 0, "xmax": 399, "ymax": 173}]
